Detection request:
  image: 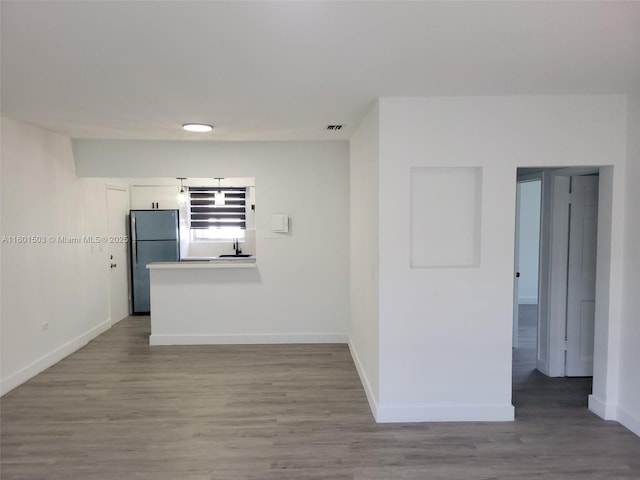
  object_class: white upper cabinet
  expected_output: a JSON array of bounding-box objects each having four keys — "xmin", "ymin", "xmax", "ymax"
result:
[{"xmin": 130, "ymin": 185, "xmax": 179, "ymax": 210}]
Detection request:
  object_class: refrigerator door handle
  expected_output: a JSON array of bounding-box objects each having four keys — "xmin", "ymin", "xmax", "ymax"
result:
[{"xmin": 131, "ymin": 213, "xmax": 138, "ymax": 265}]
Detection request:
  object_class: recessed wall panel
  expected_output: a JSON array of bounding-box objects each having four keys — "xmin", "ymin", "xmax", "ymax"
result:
[{"xmin": 410, "ymin": 167, "xmax": 481, "ymax": 268}]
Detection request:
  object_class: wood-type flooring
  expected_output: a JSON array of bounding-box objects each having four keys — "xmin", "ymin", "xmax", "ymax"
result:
[{"xmin": 2, "ymin": 307, "xmax": 639, "ymax": 479}]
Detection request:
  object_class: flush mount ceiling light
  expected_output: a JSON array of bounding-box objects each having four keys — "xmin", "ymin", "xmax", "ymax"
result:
[{"xmin": 182, "ymin": 123, "xmax": 213, "ymax": 133}]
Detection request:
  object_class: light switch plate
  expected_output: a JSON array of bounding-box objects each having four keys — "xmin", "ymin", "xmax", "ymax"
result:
[{"xmin": 271, "ymin": 214, "xmax": 289, "ymax": 233}]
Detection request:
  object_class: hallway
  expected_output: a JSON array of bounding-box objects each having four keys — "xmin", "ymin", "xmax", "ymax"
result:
[{"xmin": 513, "ymin": 304, "xmax": 594, "ymax": 416}]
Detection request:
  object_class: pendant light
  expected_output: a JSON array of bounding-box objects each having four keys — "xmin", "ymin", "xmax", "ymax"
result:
[
  {"xmin": 177, "ymin": 178, "xmax": 187, "ymax": 205},
  {"xmin": 214, "ymin": 177, "xmax": 225, "ymax": 206}
]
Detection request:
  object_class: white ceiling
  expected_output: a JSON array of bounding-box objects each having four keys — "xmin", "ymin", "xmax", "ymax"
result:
[{"xmin": 2, "ymin": 1, "xmax": 639, "ymax": 141}]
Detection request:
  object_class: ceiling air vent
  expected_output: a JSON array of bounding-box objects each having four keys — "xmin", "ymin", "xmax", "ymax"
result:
[{"xmin": 326, "ymin": 125, "xmax": 343, "ymax": 130}]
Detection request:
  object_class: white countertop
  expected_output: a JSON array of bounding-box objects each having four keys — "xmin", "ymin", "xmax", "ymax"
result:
[{"xmin": 147, "ymin": 258, "xmax": 257, "ymax": 269}]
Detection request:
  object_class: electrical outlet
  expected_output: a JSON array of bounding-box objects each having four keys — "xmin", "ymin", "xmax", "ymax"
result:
[{"xmin": 41, "ymin": 323, "xmax": 49, "ymax": 331}]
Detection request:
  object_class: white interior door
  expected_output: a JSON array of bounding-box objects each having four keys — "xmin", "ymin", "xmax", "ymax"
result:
[
  {"xmin": 565, "ymin": 175, "xmax": 598, "ymax": 376},
  {"xmin": 107, "ymin": 187, "xmax": 130, "ymax": 324},
  {"xmin": 514, "ymin": 179, "xmax": 543, "ymax": 352}
]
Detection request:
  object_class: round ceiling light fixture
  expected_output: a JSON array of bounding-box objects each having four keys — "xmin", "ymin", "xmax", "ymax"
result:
[{"xmin": 182, "ymin": 123, "xmax": 213, "ymax": 133}]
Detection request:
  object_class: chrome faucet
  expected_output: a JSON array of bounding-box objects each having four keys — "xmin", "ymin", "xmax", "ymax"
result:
[{"xmin": 233, "ymin": 239, "xmax": 242, "ymax": 255}]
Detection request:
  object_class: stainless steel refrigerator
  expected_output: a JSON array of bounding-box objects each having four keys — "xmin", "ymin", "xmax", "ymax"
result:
[{"xmin": 130, "ymin": 209, "xmax": 180, "ymax": 313}]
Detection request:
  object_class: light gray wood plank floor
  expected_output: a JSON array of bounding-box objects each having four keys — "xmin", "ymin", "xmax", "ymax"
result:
[{"xmin": 2, "ymin": 309, "xmax": 639, "ymax": 479}]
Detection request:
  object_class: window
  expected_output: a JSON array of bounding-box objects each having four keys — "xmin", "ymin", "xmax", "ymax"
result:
[{"xmin": 188, "ymin": 186, "xmax": 247, "ymax": 241}]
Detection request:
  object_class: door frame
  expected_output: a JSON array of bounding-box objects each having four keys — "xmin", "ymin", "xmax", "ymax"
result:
[
  {"xmin": 106, "ymin": 184, "xmax": 130, "ymax": 325},
  {"xmin": 513, "ymin": 165, "xmax": 620, "ymax": 420}
]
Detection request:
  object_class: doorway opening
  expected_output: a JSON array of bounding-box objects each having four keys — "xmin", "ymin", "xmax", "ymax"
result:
[
  {"xmin": 512, "ymin": 167, "xmax": 604, "ymax": 414},
  {"xmin": 512, "ymin": 176, "xmax": 541, "ymax": 398},
  {"xmin": 513, "ymin": 177, "xmax": 541, "ymax": 353}
]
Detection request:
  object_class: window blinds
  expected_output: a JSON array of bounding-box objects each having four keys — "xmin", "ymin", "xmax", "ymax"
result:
[{"xmin": 188, "ymin": 186, "xmax": 247, "ymax": 229}]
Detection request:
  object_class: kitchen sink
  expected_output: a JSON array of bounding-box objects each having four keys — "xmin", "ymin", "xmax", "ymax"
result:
[{"xmin": 217, "ymin": 254, "xmax": 253, "ymax": 258}]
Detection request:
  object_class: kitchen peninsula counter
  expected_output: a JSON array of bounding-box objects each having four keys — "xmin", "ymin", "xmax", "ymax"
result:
[
  {"xmin": 146, "ymin": 258, "xmax": 269, "ymax": 346},
  {"xmin": 147, "ymin": 259, "xmax": 257, "ymax": 270},
  {"xmin": 146, "ymin": 255, "xmax": 346, "ymax": 347}
]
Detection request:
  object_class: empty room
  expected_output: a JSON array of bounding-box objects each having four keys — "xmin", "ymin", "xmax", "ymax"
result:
[{"xmin": 1, "ymin": 1, "xmax": 640, "ymax": 479}]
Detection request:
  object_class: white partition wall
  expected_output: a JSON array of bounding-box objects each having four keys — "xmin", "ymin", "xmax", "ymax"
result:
[
  {"xmin": 349, "ymin": 103, "xmax": 381, "ymax": 416},
  {"xmin": 617, "ymin": 95, "xmax": 640, "ymax": 436},
  {"xmin": 372, "ymin": 95, "xmax": 626, "ymax": 422}
]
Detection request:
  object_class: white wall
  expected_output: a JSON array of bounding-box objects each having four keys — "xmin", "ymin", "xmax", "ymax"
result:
[
  {"xmin": 374, "ymin": 95, "xmax": 627, "ymax": 422},
  {"xmin": 0, "ymin": 117, "xmax": 114, "ymax": 394},
  {"xmin": 349, "ymin": 102, "xmax": 380, "ymax": 416},
  {"xmin": 517, "ymin": 181, "xmax": 541, "ymax": 304},
  {"xmin": 617, "ymin": 95, "xmax": 640, "ymax": 436},
  {"xmin": 73, "ymin": 140, "xmax": 350, "ymax": 340}
]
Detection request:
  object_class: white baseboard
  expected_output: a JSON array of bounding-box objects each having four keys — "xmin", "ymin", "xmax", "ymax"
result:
[
  {"xmin": 588, "ymin": 394, "xmax": 617, "ymax": 420},
  {"xmin": 376, "ymin": 403, "xmax": 515, "ymax": 423},
  {"xmin": 348, "ymin": 338, "xmax": 513, "ymax": 423},
  {"xmin": 518, "ymin": 296, "xmax": 538, "ymax": 305},
  {"xmin": 347, "ymin": 340, "xmax": 378, "ymax": 420},
  {"xmin": 588, "ymin": 394, "xmax": 608, "ymax": 418},
  {"xmin": 589, "ymin": 395, "xmax": 640, "ymax": 438},
  {"xmin": 616, "ymin": 404, "xmax": 640, "ymax": 437},
  {"xmin": 149, "ymin": 333, "xmax": 348, "ymax": 346},
  {"xmin": 0, "ymin": 317, "xmax": 112, "ymax": 396}
]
